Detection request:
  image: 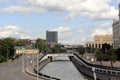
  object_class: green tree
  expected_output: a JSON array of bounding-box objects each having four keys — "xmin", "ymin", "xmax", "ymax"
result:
[
  {"xmin": 115, "ymin": 48, "xmax": 120, "ymax": 60},
  {"xmin": 3, "ymin": 38, "xmax": 16, "ymax": 60},
  {"xmin": 102, "ymin": 43, "xmax": 111, "ymax": 53},
  {"xmin": 16, "ymin": 39, "xmax": 25, "ymax": 46},
  {"xmin": 0, "ymin": 38, "xmax": 16, "ymax": 62},
  {"xmin": 95, "ymin": 49, "xmax": 104, "ymax": 66},
  {"xmin": 50, "ymin": 44, "xmax": 66, "ymax": 53},
  {"xmin": 107, "ymin": 49, "xmax": 117, "ymax": 68},
  {"xmin": 77, "ymin": 46, "xmax": 85, "ymax": 57},
  {"xmin": 35, "ymin": 38, "xmax": 48, "ymax": 53}
]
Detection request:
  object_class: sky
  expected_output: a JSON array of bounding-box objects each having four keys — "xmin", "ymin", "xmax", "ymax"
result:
[{"xmin": 0, "ymin": 0, "xmax": 119, "ymax": 45}]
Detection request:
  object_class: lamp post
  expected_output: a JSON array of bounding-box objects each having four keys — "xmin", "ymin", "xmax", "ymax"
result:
[
  {"xmin": 37, "ymin": 53, "xmax": 38, "ymax": 80},
  {"xmin": 22, "ymin": 48, "xmax": 25, "ymax": 72},
  {"xmin": 32, "ymin": 53, "xmax": 34, "ymax": 66},
  {"xmin": 92, "ymin": 67, "xmax": 96, "ymax": 80},
  {"xmin": 27, "ymin": 55, "xmax": 30, "ymax": 68}
]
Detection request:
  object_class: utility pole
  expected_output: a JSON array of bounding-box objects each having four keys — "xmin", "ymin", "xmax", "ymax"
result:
[
  {"xmin": 22, "ymin": 48, "xmax": 25, "ymax": 72},
  {"xmin": 37, "ymin": 53, "xmax": 38, "ymax": 80}
]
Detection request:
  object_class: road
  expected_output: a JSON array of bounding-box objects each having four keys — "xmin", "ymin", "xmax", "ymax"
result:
[{"xmin": 0, "ymin": 54, "xmax": 43, "ymax": 80}]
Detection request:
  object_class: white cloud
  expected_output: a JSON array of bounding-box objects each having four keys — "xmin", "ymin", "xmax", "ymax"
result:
[
  {"xmin": 91, "ymin": 22, "xmax": 112, "ymax": 37},
  {"xmin": 51, "ymin": 22, "xmax": 113, "ymax": 45},
  {"xmin": 0, "ymin": 0, "xmax": 118, "ymax": 20},
  {"xmin": 91, "ymin": 28, "xmax": 112, "ymax": 37},
  {"xmin": 52, "ymin": 26, "xmax": 71, "ymax": 40},
  {"xmin": 52, "ymin": 26, "xmax": 86, "ymax": 44},
  {"xmin": 0, "ymin": 25, "xmax": 31, "ymax": 39}
]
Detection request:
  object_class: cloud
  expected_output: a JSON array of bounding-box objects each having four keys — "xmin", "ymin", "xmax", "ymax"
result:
[
  {"xmin": 91, "ymin": 22, "xmax": 112, "ymax": 37},
  {"xmin": 51, "ymin": 22, "xmax": 113, "ymax": 45},
  {"xmin": 52, "ymin": 26, "xmax": 86, "ymax": 44},
  {"xmin": 91, "ymin": 28, "xmax": 112, "ymax": 37},
  {"xmin": 0, "ymin": 25, "xmax": 31, "ymax": 39},
  {"xmin": 52, "ymin": 26, "xmax": 71, "ymax": 39},
  {"xmin": 0, "ymin": 0, "xmax": 118, "ymax": 20}
]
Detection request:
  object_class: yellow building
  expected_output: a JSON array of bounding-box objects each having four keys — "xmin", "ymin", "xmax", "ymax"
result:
[
  {"xmin": 85, "ymin": 35, "xmax": 113, "ymax": 49},
  {"xmin": 15, "ymin": 46, "xmax": 39, "ymax": 55}
]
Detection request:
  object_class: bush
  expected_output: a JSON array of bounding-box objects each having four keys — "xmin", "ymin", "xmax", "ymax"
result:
[{"xmin": 0, "ymin": 55, "xmax": 6, "ymax": 62}]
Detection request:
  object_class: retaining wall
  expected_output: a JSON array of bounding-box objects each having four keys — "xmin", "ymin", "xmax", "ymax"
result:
[{"xmin": 70, "ymin": 54, "xmax": 120, "ymax": 80}]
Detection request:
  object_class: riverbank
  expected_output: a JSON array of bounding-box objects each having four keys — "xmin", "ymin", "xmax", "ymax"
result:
[{"xmin": 81, "ymin": 53, "xmax": 120, "ymax": 67}]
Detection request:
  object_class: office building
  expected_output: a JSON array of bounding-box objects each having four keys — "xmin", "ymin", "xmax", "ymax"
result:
[
  {"xmin": 112, "ymin": 3, "xmax": 120, "ymax": 49},
  {"xmin": 46, "ymin": 31, "xmax": 58, "ymax": 45},
  {"xmin": 85, "ymin": 35, "xmax": 113, "ymax": 49}
]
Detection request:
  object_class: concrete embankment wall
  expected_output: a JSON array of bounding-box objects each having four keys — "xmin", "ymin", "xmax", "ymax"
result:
[{"xmin": 70, "ymin": 54, "xmax": 120, "ymax": 80}]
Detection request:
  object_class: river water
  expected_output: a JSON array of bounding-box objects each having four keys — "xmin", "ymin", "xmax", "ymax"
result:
[{"xmin": 40, "ymin": 55, "xmax": 91, "ymax": 80}]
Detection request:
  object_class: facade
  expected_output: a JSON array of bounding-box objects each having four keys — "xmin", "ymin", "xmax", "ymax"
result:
[
  {"xmin": 85, "ymin": 35, "xmax": 113, "ymax": 49},
  {"xmin": 112, "ymin": 4, "xmax": 120, "ymax": 49},
  {"xmin": 15, "ymin": 46, "xmax": 39, "ymax": 55},
  {"xmin": 46, "ymin": 31, "xmax": 58, "ymax": 46},
  {"xmin": 22, "ymin": 39, "xmax": 32, "ymax": 46}
]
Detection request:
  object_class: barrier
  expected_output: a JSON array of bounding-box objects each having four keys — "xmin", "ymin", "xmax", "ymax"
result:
[{"xmin": 71, "ymin": 54, "xmax": 120, "ymax": 80}]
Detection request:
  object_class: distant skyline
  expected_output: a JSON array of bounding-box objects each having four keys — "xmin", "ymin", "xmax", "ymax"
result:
[{"xmin": 0, "ymin": 0, "xmax": 119, "ymax": 44}]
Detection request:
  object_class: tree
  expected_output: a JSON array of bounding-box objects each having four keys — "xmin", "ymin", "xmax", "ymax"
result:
[
  {"xmin": 16, "ymin": 39, "xmax": 25, "ymax": 46},
  {"xmin": 77, "ymin": 46, "xmax": 85, "ymax": 57},
  {"xmin": 3, "ymin": 38, "xmax": 16, "ymax": 60},
  {"xmin": 50, "ymin": 44, "xmax": 66, "ymax": 53},
  {"xmin": 95, "ymin": 49, "xmax": 104, "ymax": 66},
  {"xmin": 0, "ymin": 38, "xmax": 16, "ymax": 62},
  {"xmin": 102, "ymin": 43, "xmax": 111, "ymax": 53},
  {"xmin": 115, "ymin": 48, "xmax": 120, "ymax": 60},
  {"xmin": 35, "ymin": 38, "xmax": 48, "ymax": 53},
  {"xmin": 107, "ymin": 49, "xmax": 117, "ymax": 68}
]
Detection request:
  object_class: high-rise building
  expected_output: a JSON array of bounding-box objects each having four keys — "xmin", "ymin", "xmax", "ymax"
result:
[
  {"xmin": 46, "ymin": 31, "xmax": 58, "ymax": 45},
  {"xmin": 112, "ymin": 3, "xmax": 120, "ymax": 49}
]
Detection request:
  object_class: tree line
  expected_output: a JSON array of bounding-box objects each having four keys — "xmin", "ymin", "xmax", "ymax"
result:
[
  {"xmin": 0, "ymin": 37, "xmax": 25, "ymax": 62},
  {"xmin": 77, "ymin": 43, "xmax": 120, "ymax": 68},
  {"xmin": 0, "ymin": 38, "xmax": 66, "ymax": 63}
]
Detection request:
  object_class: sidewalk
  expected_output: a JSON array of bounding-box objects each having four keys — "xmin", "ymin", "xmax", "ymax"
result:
[{"xmin": 81, "ymin": 53, "xmax": 120, "ymax": 67}]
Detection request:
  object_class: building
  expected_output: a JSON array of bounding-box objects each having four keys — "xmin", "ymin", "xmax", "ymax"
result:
[
  {"xmin": 15, "ymin": 46, "xmax": 39, "ymax": 55},
  {"xmin": 112, "ymin": 3, "xmax": 120, "ymax": 49},
  {"xmin": 46, "ymin": 31, "xmax": 58, "ymax": 46},
  {"xmin": 85, "ymin": 35, "xmax": 113, "ymax": 49}
]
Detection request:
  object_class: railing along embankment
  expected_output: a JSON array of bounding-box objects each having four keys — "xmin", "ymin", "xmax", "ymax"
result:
[
  {"xmin": 69, "ymin": 53, "xmax": 120, "ymax": 80},
  {"xmin": 34, "ymin": 55, "xmax": 60, "ymax": 80}
]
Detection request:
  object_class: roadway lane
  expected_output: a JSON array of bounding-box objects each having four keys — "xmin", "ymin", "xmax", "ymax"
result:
[{"xmin": 0, "ymin": 54, "xmax": 43, "ymax": 80}]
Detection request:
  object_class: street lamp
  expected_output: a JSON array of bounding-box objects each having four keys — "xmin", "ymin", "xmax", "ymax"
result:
[
  {"xmin": 22, "ymin": 48, "xmax": 25, "ymax": 72},
  {"xmin": 37, "ymin": 53, "xmax": 39, "ymax": 80},
  {"xmin": 27, "ymin": 55, "xmax": 30, "ymax": 68},
  {"xmin": 32, "ymin": 52, "xmax": 35, "ymax": 66}
]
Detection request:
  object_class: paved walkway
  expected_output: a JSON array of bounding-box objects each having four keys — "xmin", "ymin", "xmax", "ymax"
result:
[{"xmin": 82, "ymin": 53, "xmax": 120, "ymax": 67}]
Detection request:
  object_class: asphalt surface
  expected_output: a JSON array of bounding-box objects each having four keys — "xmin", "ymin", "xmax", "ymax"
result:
[{"xmin": 0, "ymin": 54, "xmax": 43, "ymax": 80}]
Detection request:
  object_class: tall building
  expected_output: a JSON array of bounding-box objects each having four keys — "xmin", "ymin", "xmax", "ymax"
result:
[
  {"xmin": 85, "ymin": 35, "xmax": 113, "ymax": 49},
  {"xmin": 112, "ymin": 3, "xmax": 120, "ymax": 49},
  {"xmin": 46, "ymin": 31, "xmax": 58, "ymax": 45}
]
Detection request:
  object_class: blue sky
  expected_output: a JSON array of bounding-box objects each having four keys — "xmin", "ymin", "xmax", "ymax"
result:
[{"xmin": 0, "ymin": 0, "xmax": 119, "ymax": 44}]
